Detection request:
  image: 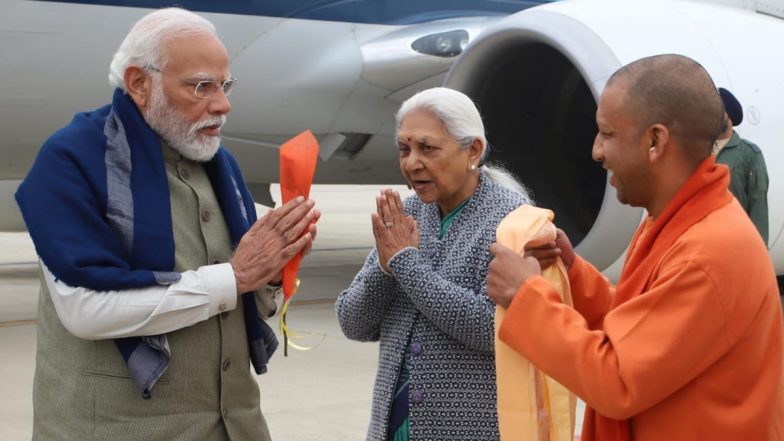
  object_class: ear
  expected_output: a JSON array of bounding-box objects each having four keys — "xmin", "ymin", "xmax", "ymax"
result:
[
  {"xmin": 467, "ymin": 138, "xmax": 484, "ymax": 167},
  {"xmin": 123, "ymin": 65, "xmax": 154, "ymax": 110},
  {"xmin": 645, "ymin": 123, "xmax": 670, "ymax": 162}
]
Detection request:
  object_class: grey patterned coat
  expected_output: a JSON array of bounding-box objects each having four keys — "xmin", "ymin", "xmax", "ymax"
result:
[{"xmin": 336, "ymin": 174, "xmax": 527, "ymax": 440}]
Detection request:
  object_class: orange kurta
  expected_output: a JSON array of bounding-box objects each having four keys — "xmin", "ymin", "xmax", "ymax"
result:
[{"xmin": 499, "ymin": 158, "xmax": 784, "ymax": 441}]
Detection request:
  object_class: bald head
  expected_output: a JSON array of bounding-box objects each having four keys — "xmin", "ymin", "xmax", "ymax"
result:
[{"xmin": 607, "ymin": 54, "xmax": 725, "ymax": 163}]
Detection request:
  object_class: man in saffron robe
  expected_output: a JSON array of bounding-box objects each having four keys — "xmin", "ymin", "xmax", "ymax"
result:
[{"xmin": 486, "ymin": 54, "xmax": 784, "ymax": 441}]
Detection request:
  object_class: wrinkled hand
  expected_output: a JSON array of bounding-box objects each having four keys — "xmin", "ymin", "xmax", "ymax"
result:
[
  {"xmin": 267, "ymin": 209, "xmax": 321, "ymax": 286},
  {"xmin": 231, "ymin": 197, "xmax": 318, "ymax": 294},
  {"xmin": 487, "ymin": 243, "xmax": 542, "ymax": 308},
  {"xmin": 371, "ymin": 189, "xmax": 418, "ymax": 272},
  {"xmin": 524, "ymin": 228, "xmax": 575, "ymax": 271}
]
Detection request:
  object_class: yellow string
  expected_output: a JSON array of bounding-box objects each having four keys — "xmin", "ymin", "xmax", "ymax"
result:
[{"xmin": 278, "ymin": 278, "xmax": 326, "ymax": 356}]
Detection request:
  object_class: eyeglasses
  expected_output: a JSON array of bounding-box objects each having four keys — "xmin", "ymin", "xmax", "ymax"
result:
[{"xmin": 146, "ymin": 66, "xmax": 237, "ymax": 99}]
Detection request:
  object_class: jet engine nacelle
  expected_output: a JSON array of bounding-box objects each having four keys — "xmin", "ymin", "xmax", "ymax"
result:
[{"xmin": 445, "ymin": 0, "xmax": 784, "ymax": 278}]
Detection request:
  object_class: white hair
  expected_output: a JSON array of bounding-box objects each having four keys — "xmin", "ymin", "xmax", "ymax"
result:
[
  {"xmin": 108, "ymin": 7, "xmax": 217, "ymax": 90},
  {"xmin": 396, "ymin": 87, "xmax": 530, "ymax": 199}
]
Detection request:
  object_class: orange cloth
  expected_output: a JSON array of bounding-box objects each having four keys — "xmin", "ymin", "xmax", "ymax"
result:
[
  {"xmin": 495, "ymin": 206, "xmax": 576, "ymax": 441},
  {"xmin": 500, "ymin": 157, "xmax": 784, "ymax": 441},
  {"xmin": 278, "ymin": 130, "xmax": 319, "ymax": 300}
]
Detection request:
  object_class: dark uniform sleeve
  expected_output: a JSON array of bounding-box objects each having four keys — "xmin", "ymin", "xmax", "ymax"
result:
[{"xmin": 746, "ymin": 142, "xmax": 769, "ymax": 245}]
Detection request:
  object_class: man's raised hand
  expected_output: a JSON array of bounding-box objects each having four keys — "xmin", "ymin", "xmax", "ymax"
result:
[{"xmin": 230, "ymin": 197, "xmax": 317, "ymax": 294}]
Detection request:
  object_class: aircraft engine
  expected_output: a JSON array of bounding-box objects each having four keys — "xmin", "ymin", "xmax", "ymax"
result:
[{"xmin": 444, "ymin": 0, "xmax": 784, "ymax": 277}]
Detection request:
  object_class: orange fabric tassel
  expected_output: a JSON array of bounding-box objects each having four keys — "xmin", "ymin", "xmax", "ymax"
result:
[{"xmin": 278, "ymin": 130, "xmax": 319, "ymax": 301}]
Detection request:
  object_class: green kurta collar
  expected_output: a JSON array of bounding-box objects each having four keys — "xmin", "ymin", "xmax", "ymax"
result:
[{"xmin": 439, "ymin": 197, "xmax": 471, "ymax": 239}]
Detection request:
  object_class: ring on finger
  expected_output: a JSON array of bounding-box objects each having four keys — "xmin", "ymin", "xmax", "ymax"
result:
[{"xmin": 384, "ymin": 221, "xmax": 394, "ymax": 228}]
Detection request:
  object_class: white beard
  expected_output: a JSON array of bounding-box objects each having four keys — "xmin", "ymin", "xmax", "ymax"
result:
[{"xmin": 145, "ymin": 80, "xmax": 225, "ymax": 162}]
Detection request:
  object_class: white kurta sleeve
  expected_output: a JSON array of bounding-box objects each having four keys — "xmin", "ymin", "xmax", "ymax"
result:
[{"xmin": 42, "ymin": 260, "xmax": 238, "ymax": 339}]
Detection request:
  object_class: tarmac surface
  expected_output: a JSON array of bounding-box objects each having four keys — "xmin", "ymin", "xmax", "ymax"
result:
[{"xmin": 0, "ymin": 184, "xmax": 587, "ymax": 440}]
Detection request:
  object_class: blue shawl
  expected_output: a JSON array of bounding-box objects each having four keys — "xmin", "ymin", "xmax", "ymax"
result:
[{"xmin": 16, "ymin": 89, "xmax": 277, "ymax": 398}]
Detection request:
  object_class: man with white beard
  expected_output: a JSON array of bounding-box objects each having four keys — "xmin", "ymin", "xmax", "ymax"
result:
[{"xmin": 14, "ymin": 8, "xmax": 318, "ymax": 441}]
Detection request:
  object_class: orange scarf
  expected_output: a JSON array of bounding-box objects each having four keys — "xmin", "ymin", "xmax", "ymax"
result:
[{"xmin": 583, "ymin": 157, "xmax": 732, "ymax": 441}]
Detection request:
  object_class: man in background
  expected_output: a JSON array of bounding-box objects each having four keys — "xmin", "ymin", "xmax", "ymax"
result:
[{"xmin": 714, "ymin": 87, "xmax": 769, "ymax": 245}]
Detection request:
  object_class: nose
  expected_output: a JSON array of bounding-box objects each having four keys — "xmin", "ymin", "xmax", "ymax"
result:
[
  {"xmin": 208, "ymin": 88, "xmax": 232, "ymax": 115},
  {"xmin": 404, "ymin": 150, "xmax": 425, "ymax": 173},
  {"xmin": 591, "ymin": 133, "xmax": 603, "ymax": 163}
]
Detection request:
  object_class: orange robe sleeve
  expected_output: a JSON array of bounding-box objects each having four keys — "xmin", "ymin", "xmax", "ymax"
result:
[
  {"xmin": 500, "ymin": 257, "xmax": 754, "ymax": 421},
  {"xmin": 565, "ymin": 256, "xmax": 615, "ymax": 331}
]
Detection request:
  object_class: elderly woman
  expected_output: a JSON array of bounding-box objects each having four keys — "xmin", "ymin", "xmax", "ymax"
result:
[{"xmin": 336, "ymin": 87, "xmax": 531, "ymax": 440}]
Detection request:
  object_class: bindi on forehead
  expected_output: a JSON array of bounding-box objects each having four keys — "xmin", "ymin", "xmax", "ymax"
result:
[{"xmin": 399, "ymin": 133, "xmax": 438, "ymax": 143}]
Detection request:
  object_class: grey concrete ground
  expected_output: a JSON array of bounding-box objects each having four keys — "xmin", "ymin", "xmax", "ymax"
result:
[{"xmin": 0, "ymin": 184, "xmax": 585, "ymax": 441}]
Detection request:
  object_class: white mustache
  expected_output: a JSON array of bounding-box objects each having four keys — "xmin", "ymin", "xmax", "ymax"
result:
[{"xmin": 192, "ymin": 115, "xmax": 226, "ymax": 134}]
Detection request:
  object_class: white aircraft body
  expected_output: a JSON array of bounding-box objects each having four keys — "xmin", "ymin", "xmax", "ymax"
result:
[{"xmin": 3, "ymin": 0, "xmax": 783, "ymax": 279}]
